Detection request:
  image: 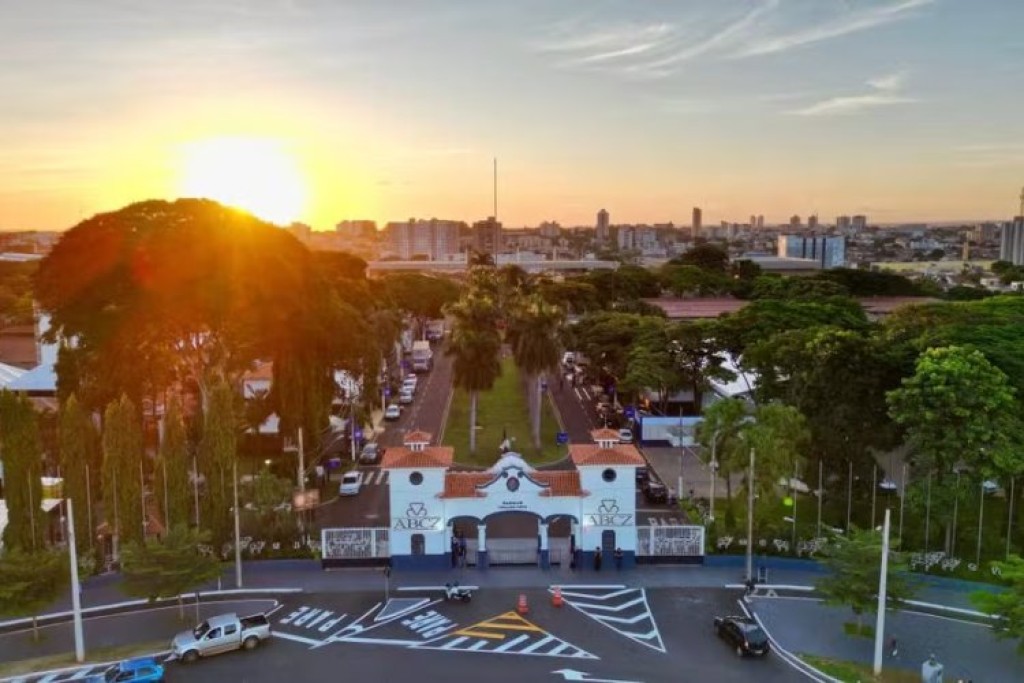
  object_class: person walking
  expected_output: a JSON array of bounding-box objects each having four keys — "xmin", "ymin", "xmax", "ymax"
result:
[
  {"xmin": 614, "ymin": 547, "xmax": 624, "ymax": 570},
  {"xmin": 593, "ymin": 547, "xmax": 602, "ymax": 572},
  {"xmin": 889, "ymin": 636, "xmax": 898, "ymax": 658}
]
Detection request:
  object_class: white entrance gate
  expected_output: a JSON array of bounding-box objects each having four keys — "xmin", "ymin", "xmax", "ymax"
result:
[
  {"xmin": 636, "ymin": 525, "xmax": 704, "ymax": 560},
  {"xmin": 321, "ymin": 527, "xmax": 390, "ymax": 567}
]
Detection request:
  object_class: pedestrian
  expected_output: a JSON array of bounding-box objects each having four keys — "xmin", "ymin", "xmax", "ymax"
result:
[
  {"xmin": 450, "ymin": 536, "xmax": 459, "ymax": 568},
  {"xmin": 593, "ymin": 547, "xmax": 602, "ymax": 572},
  {"xmin": 458, "ymin": 535, "xmax": 467, "ymax": 568},
  {"xmin": 614, "ymin": 547, "xmax": 623, "ymax": 570},
  {"xmin": 744, "ymin": 577, "xmax": 756, "ymax": 596},
  {"xmin": 889, "ymin": 636, "xmax": 898, "ymax": 658}
]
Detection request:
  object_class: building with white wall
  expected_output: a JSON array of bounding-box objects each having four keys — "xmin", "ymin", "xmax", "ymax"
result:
[
  {"xmin": 382, "ymin": 429, "xmax": 643, "ymax": 570},
  {"xmin": 777, "ymin": 234, "xmax": 846, "ymax": 268}
]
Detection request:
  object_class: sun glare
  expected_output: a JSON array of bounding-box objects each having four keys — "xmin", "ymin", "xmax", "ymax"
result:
[{"xmin": 177, "ymin": 137, "xmax": 308, "ymax": 225}]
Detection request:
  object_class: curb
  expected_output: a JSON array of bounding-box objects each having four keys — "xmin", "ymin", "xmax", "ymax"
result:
[
  {"xmin": 740, "ymin": 598, "xmax": 842, "ymax": 683},
  {"xmin": 0, "ymin": 588, "xmax": 303, "ymax": 633}
]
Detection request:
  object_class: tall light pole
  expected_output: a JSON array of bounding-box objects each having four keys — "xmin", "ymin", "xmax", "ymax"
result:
[
  {"xmin": 951, "ymin": 470, "xmax": 961, "ymax": 556},
  {"xmin": 233, "ymin": 460, "xmax": 242, "ymax": 588},
  {"xmin": 846, "ymin": 460, "xmax": 853, "ymax": 533},
  {"xmin": 66, "ymin": 499, "xmax": 85, "ymax": 663},
  {"xmin": 709, "ymin": 429, "xmax": 720, "ymax": 522},
  {"xmin": 872, "ymin": 507, "xmax": 892, "ymax": 676},
  {"xmin": 976, "ymin": 479, "xmax": 986, "ymax": 566},
  {"xmin": 898, "ymin": 462, "xmax": 908, "ymax": 549},
  {"xmin": 746, "ymin": 448, "xmax": 755, "ymax": 584},
  {"xmin": 816, "ymin": 460, "xmax": 823, "ymax": 538},
  {"xmin": 1008, "ymin": 477, "xmax": 1016, "ymax": 560}
]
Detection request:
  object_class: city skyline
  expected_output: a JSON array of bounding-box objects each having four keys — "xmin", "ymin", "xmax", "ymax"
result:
[{"xmin": 2, "ymin": 0, "xmax": 1023, "ymax": 231}]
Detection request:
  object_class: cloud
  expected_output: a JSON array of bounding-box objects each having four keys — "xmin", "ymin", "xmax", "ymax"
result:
[
  {"xmin": 790, "ymin": 71, "xmax": 916, "ymax": 116},
  {"xmin": 537, "ymin": 23, "xmax": 674, "ymax": 58},
  {"xmin": 735, "ymin": 0, "xmax": 935, "ymax": 58}
]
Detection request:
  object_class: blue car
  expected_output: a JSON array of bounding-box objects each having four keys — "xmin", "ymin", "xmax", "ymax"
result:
[{"xmin": 86, "ymin": 657, "xmax": 164, "ymax": 682}]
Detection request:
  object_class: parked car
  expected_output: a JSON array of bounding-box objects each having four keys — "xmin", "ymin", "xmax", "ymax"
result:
[
  {"xmin": 713, "ymin": 616, "xmax": 770, "ymax": 657},
  {"xmin": 359, "ymin": 442, "xmax": 383, "ymax": 464},
  {"xmin": 172, "ymin": 613, "xmax": 271, "ymax": 663},
  {"xmin": 339, "ymin": 470, "xmax": 362, "ymax": 496},
  {"xmin": 402, "ymin": 379, "xmax": 418, "ymax": 394},
  {"xmin": 384, "ymin": 403, "xmax": 402, "ymax": 420},
  {"xmin": 642, "ymin": 481, "xmax": 668, "ymax": 504},
  {"xmin": 617, "ymin": 428, "xmax": 634, "ymax": 444},
  {"xmin": 878, "ymin": 478, "xmax": 898, "ymax": 491},
  {"xmin": 983, "ymin": 479, "xmax": 1000, "ymax": 494},
  {"xmin": 398, "ymin": 389, "xmax": 414, "ymax": 405},
  {"xmin": 86, "ymin": 657, "xmax": 164, "ymax": 682}
]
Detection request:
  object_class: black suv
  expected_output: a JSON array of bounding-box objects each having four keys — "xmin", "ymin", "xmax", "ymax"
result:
[
  {"xmin": 642, "ymin": 481, "xmax": 668, "ymax": 504},
  {"xmin": 713, "ymin": 616, "xmax": 770, "ymax": 657}
]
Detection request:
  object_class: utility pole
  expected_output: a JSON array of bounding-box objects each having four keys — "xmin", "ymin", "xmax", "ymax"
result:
[
  {"xmin": 872, "ymin": 507, "xmax": 892, "ymax": 676},
  {"xmin": 709, "ymin": 429, "xmax": 720, "ymax": 521},
  {"xmin": 67, "ymin": 499, "xmax": 85, "ymax": 662},
  {"xmin": 233, "ymin": 460, "xmax": 242, "ymax": 588},
  {"xmin": 85, "ymin": 464, "xmax": 94, "ymax": 552},
  {"xmin": 816, "ymin": 460, "xmax": 823, "ymax": 538},
  {"xmin": 746, "ymin": 448, "xmax": 755, "ymax": 584},
  {"xmin": 297, "ymin": 427, "xmax": 306, "ymax": 493},
  {"xmin": 976, "ymin": 479, "xmax": 985, "ymax": 567}
]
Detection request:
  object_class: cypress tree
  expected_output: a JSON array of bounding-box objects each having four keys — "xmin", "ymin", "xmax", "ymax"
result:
[
  {"xmin": 0, "ymin": 391, "xmax": 44, "ymax": 552},
  {"xmin": 58, "ymin": 393, "xmax": 98, "ymax": 554},
  {"xmin": 156, "ymin": 397, "xmax": 192, "ymax": 530},
  {"xmin": 102, "ymin": 395, "xmax": 144, "ymax": 552},
  {"xmin": 200, "ymin": 380, "xmax": 237, "ymax": 548}
]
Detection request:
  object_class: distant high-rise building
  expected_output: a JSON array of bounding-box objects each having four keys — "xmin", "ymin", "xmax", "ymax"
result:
[
  {"xmin": 384, "ymin": 218, "xmax": 461, "ymax": 259},
  {"xmin": 617, "ymin": 226, "xmax": 634, "ymax": 251},
  {"xmin": 778, "ymin": 234, "xmax": 846, "ymax": 269},
  {"xmin": 756, "ymin": 215, "xmax": 764, "ymax": 229},
  {"xmin": 837, "ymin": 215, "xmax": 852, "ymax": 233},
  {"xmin": 999, "ymin": 216, "xmax": 1024, "ymax": 265},
  {"xmin": 808, "ymin": 215, "xmax": 818, "ymax": 230},
  {"xmin": 538, "ymin": 221, "xmax": 561, "ymax": 239},
  {"xmin": 596, "ymin": 209, "xmax": 610, "ymax": 244},
  {"xmin": 973, "ymin": 223, "xmax": 999, "ymax": 243},
  {"xmin": 749, "ymin": 215, "xmax": 756, "ymax": 228},
  {"xmin": 336, "ymin": 220, "xmax": 377, "ymax": 239},
  {"xmin": 692, "ymin": 207, "xmax": 702, "ymax": 238},
  {"xmin": 789, "ymin": 215, "xmax": 801, "ymax": 229},
  {"xmin": 852, "ymin": 215, "xmax": 868, "ymax": 232},
  {"xmin": 473, "ymin": 216, "xmax": 504, "ymax": 257}
]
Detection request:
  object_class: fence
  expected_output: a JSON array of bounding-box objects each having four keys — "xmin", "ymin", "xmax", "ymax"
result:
[
  {"xmin": 636, "ymin": 524, "xmax": 705, "ymax": 564},
  {"xmin": 321, "ymin": 527, "xmax": 390, "ymax": 568}
]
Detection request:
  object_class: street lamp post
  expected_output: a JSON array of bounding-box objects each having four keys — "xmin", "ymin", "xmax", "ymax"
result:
[
  {"xmin": 976, "ymin": 479, "xmax": 985, "ymax": 567},
  {"xmin": 746, "ymin": 447, "xmax": 755, "ymax": 584},
  {"xmin": 66, "ymin": 499, "xmax": 85, "ymax": 662},
  {"xmin": 709, "ymin": 428, "xmax": 721, "ymax": 522},
  {"xmin": 233, "ymin": 459, "xmax": 242, "ymax": 588},
  {"xmin": 872, "ymin": 507, "xmax": 892, "ymax": 676}
]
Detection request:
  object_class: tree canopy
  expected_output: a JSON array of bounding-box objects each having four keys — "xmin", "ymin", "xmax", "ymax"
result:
[
  {"xmin": 120, "ymin": 525, "xmax": 222, "ymax": 612},
  {"xmin": 0, "ymin": 390, "xmax": 44, "ymax": 552},
  {"xmin": 971, "ymin": 555, "xmax": 1024, "ymax": 653}
]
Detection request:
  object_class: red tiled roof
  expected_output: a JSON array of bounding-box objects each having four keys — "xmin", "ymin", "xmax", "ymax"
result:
[
  {"xmin": 441, "ymin": 472, "xmax": 491, "ymax": 498},
  {"xmin": 242, "ymin": 361, "xmax": 274, "ymax": 382},
  {"xmin": 382, "ymin": 446, "xmax": 454, "ymax": 469},
  {"xmin": 404, "ymin": 430, "xmax": 433, "ymax": 444},
  {"xmin": 534, "ymin": 471, "xmax": 585, "ymax": 497},
  {"xmin": 569, "ymin": 444, "xmax": 646, "ymax": 467},
  {"xmin": 590, "ymin": 428, "xmax": 621, "ymax": 442}
]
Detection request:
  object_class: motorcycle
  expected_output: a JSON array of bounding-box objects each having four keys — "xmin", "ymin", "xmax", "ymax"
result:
[{"xmin": 444, "ymin": 582, "xmax": 473, "ymax": 603}]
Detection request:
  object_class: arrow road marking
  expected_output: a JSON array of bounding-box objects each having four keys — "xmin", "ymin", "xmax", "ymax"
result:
[{"xmin": 552, "ymin": 669, "xmax": 641, "ymax": 683}]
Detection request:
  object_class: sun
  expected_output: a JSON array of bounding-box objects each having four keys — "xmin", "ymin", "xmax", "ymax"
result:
[{"xmin": 177, "ymin": 136, "xmax": 308, "ymax": 225}]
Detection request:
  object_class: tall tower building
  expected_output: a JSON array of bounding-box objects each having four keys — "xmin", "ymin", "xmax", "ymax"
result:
[
  {"xmin": 756, "ymin": 215, "xmax": 764, "ymax": 229},
  {"xmin": 1000, "ymin": 216, "xmax": 1024, "ymax": 266},
  {"xmin": 472, "ymin": 216, "xmax": 504, "ymax": 257},
  {"xmin": 808, "ymin": 215, "xmax": 819, "ymax": 230},
  {"xmin": 852, "ymin": 215, "xmax": 868, "ymax": 232},
  {"xmin": 692, "ymin": 207, "xmax": 702, "ymax": 239},
  {"xmin": 789, "ymin": 215, "xmax": 802, "ymax": 229},
  {"xmin": 837, "ymin": 216, "xmax": 852, "ymax": 233},
  {"xmin": 596, "ymin": 209, "xmax": 610, "ymax": 244}
]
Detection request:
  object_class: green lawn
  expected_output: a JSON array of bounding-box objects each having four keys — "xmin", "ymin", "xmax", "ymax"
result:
[
  {"xmin": 443, "ymin": 357, "xmax": 564, "ymax": 466},
  {"xmin": 800, "ymin": 654, "xmax": 926, "ymax": 683}
]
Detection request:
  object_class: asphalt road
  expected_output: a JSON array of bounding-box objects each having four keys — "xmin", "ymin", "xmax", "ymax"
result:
[{"xmin": 134, "ymin": 588, "xmax": 799, "ymax": 683}]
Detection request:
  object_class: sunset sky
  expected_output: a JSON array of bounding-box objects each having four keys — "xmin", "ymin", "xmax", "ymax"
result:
[{"xmin": 2, "ymin": 0, "xmax": 1022, "ymax": 231}]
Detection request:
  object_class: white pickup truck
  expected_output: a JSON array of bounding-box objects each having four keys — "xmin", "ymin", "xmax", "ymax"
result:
[{"xmin": 171, "ymin": 612, "xmax": 271, "ymax": 663}]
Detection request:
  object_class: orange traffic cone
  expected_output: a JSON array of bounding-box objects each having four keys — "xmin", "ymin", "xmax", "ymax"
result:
[
  {"xmin": 552, "ymin": 586, "xmax": 564, "ymax": 608},
  {"xmin": 517, "ymin": 593, "xmax": 529, "ymax": 615}
]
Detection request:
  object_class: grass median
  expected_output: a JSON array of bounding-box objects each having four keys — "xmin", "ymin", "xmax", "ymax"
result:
[
  {"xmin": 443, "ymin": 357, "xmax": 564, "ymax": 466},
  {"xmin": 800, "ymin": 654, "xmax": 922, "ymax": 682},
  {"xmin": 0, "ymin": 640, "xmax": 169, "ymax": 679}
]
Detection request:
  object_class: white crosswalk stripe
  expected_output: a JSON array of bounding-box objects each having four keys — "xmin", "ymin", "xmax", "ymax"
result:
[{"xmin": 359, "ymin": 470, "xmax": 389, "ymax": 486}]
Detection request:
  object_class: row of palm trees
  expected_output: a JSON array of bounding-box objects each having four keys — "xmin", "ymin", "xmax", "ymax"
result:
[{"xmin": 444, "ymin": 267, "xmax": 565, "ymax": 455}]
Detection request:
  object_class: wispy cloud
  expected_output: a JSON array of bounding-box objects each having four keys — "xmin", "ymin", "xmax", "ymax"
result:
[
  {"xmin": 949, "ymin": 142, "xmax": 1024, "ymax": 168},
  {"xmin": 735, "ymin": 0, "xmax": 936, "ymax": 58},
  {"xmin": 791, "ymin": 72, "xmax": 916, "ymax": 116},
  {"xmin": 536, "ymin": 23, "xmax": 674, "ymax": 59}
]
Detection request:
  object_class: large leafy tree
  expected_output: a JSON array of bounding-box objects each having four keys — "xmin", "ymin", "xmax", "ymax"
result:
[
  {"xmin": 58, "ymin": 393, "xmax": 99, "ymax": 554},
  {"xmin": 672, "ymin": 243, "xmax": 729, "ymax": 273},
  {"xmin": 507, "ymin": 294, "xmax": 564, "ymax": 449},
  {"xmin": 667, "ymin": 321, "xmax": 732, "ymax": 414},
  {"xmin": 199, "ymin": 379, "xmax": 238, "ymax": 547},
  {"xmin": 971, "ymin": 555, "xmax": 1024, "ymax": 653},
  {"xmin": 887, "ymin": 346, "xmax": 1024, "ymax": 552},
  {"xmin": 817, "ymin": 526, "xmax": 915, "ymax": 631},
  {"xmin": 120, "ymin": 525, "xmax": 222, "ymax": 618},
  {"xmin": 156, "ymin": 397, "xmax": 193, "ymax": 530},
  {"xmin": 445, "ymin": 293, "xmax": 502, "ymax": 455},
  {"xmin": 0, "ymin": 391, "xmax": 44, "ymax": 552},
  {"xmin": 380, "ymin": 272, "xmax": 461, "ymax": 338},
  {"xmin": 738, "ymin": 403, "xmax": 811, "ymax": 499},
  {"xmin": 102, "ymin": 395, "xmax": 145, "ymax": 553}
]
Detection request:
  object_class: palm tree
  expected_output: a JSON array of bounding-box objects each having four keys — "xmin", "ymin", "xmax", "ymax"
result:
[
  {"xmin": 508, "ymin": 294, "xmax": 565, "ymax": 450},
  {"xmin": 445, "ymin": 294, "xmax": 502, "ymax": 455}
]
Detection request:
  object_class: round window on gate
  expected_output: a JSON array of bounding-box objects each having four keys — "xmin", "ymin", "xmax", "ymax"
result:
[
  {"xmin": 602, "ymin": 468, "xmax": 617, "ymax": 483},
  {"xmin": 410, "ymin": 471, "xmax": 424, "ymax": 486}
]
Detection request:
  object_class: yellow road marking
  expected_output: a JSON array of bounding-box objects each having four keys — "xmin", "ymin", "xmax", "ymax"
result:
[
  {"xmin": 454, "ymin": 629, "xmax": 505, "ymax": 640},
  {"xmin": 452, "ymin": 611, "xmax": 545, "ymax": 640}
]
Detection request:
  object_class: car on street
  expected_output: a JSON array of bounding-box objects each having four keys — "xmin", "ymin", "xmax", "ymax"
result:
[
  {"xmin": 398, "ymin": 388, "xmax": 414, "ymax": 404},
  {"xmin": 384, "ymin": 403, "xmax": 402, "ymax": 420},
  {"xmin": 713, "ymin": 616, "xmax": 770, "ymax": 657},
  {"xmin": 402, "ymin": 379, "xmax": 417, "ymax": 394},
  {"xmin": 172, "ymin": 613, "xmax": 271, "ymax": 663},
  {"xmin": 359, "ymin": 442, "xmax": 383, "ymax": 464},
  {"xmin": 339, "ymin": 470, "xmax": 362, "ymax": 496},
  {"xmin": 642, "ymin": 480, "xmax": 668, "ymax": 504},
  {"xmin": 86, "ymin": 657, "xmax": 164, "ymax": 682},
  {"xmin": 617, "ymin": 428, "xmax": 633, "ymax": 444}
]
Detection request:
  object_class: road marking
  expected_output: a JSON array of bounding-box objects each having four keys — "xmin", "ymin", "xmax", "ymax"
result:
[
  {"xmin": 440, "ymin": 636, "xmax": 470, "ymax": 650},
  {"xmin": 416, "ymin": 611, "xmax": 596, "ymax": 659},
  {"xmin": 274, "ymin": 631, "xmax": 325, "ymax": 647},
  {"xmin": 494, "ymin": 634, "xmax": 531, "ymax": 652},
  {"xmin": 553, "ymin": 587, "xmax": 666, "ymax": 654},
  {"xmin": 376, "ymin": 597, "xmax": 429, "ymax": 622},
  {"xmin": 552, "ymin": 668, "xmax": 642, "ymax": 682}
]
